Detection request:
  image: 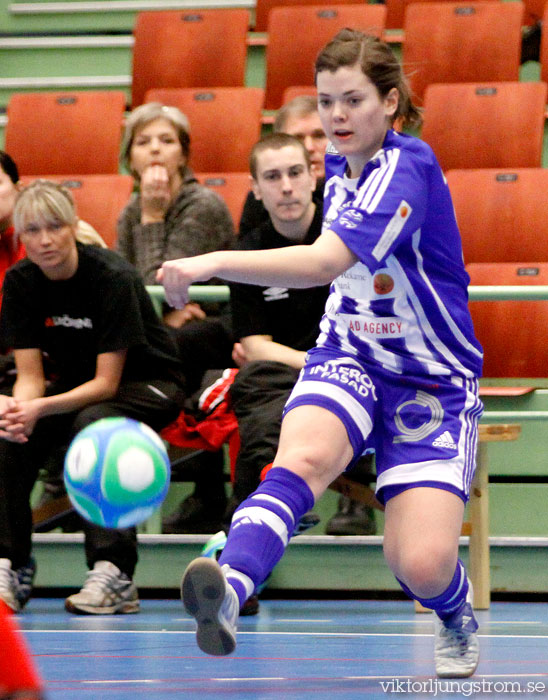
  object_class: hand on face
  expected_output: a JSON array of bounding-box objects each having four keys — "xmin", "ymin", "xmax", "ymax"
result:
[{"xmin": 140, "ymin": 165, "xmax": 172, "ymax": 223}]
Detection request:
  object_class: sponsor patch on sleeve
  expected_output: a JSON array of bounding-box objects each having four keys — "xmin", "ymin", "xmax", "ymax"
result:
[{"xmin": 372, "ymin": 200, "xmax": 412, "ymax": 261}]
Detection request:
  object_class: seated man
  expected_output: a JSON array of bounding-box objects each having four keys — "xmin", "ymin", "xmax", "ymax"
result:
[
  {"xmin": 220, "ymin": 135, "xmax": 372, "ymax": 616},
  {"xmin": 233, "ymin": 124, "xmax": 377, "ymax": 538},
  {"xmin": 227, "ymin": 134, "xmax": 329, "ymax": 526},
  {"xmin": 239, "ymin": 95, "xmax": 327, "ymax": 236},
  {"xmin": 0, "ymin": 180, "xmax": 186, "ymax": 614},
  {"xmin": 226, "ymin": 134, "xmax": 375, "ymax": 613}
]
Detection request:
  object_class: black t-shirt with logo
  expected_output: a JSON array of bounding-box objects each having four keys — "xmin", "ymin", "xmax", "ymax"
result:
[
  {"xmin": 0, "ymin": 243, "xmax": 184, "ymax": 390},
  {"xmin": 230, "ymin": 204, "xmax": 329, "ymax": 352}
]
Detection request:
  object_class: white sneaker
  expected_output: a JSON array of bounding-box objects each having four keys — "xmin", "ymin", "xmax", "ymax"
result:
[
  {"xmin": 435, "ymin": 579, "xmax": 479, "ymax": 678},
  {"xmin": 181, "ymin": 557, "xmax": 239, "ymax": 656},
  {"xmin": 0, "ymin": 558, "xmax": 20, "ymax": 613},
  {"xmin": 65, "ymin": 560, "xmax": 139, "ymax": 615}
]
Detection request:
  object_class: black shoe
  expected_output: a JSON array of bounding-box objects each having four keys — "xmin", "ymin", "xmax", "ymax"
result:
[
  {"xmin": 15, "ymin": 556, "xmax": 37, "ymax": 609},
  {"xmin": 325, "ymin": 496, "xmax": 377, "ymax": 535},
  {"xmin": 240, "ymin": 594, "xmax": 260, "ymax": 616},
  {"xmin": 293, "ymin": 510, "xmax": 321, "ymax": 536},
  {"xmin": 162, "ymin": 495, "xmax": 226, "ymax": 534}
]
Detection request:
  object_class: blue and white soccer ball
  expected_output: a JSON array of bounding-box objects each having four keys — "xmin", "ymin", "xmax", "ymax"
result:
[{"xmin": 64, "ymin": 417, "xmax": 171, "ymax": 529}]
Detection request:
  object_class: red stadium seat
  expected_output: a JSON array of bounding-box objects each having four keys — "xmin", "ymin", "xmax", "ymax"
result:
[
  {"xmin": 195, "ymin": 172, "xmax": 251, "ymax": 229},
  {"xmin": 5, "ymin": 91, "xmax": 126, "ymax": 176},
  {"xmin": 447, "ymin": 169, "xmax": 548, "ymax": 265},
  {"xmin": 467, "ymin": 262, "xmax": 548, "ymax": 378},
  {"xmin": 524, "ymin": 0, "xmax": 546, "ymax": 24},
  {"xmin": 264, "ymin": 4, "xmax": 386, "ymax": 110},
  {"xmin": 421, "ymin": 82, "xmax": 547, "ymax": 171},
  {"xmin": 131, "ymin": 9, "xmax": 250, "ymax": 107},
  {"xmin": 282, "ymin": 86, "xmax": 318, "ymax": 104},
  {"xmin": 144, "ymin": 87, "xmax": 264, "ymax": 173},
  {"xmin": 403, "ymin": 1, "xmax": 524, "ymax": 101},
  {"xmin": 254, "ymin": 0, "xmax": 367, "ymax": 31}
]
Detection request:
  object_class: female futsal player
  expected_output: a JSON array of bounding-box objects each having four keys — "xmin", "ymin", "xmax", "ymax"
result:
[{"xmin": 159, "ymin": 29, "xmax": 484, "ymax": 678}]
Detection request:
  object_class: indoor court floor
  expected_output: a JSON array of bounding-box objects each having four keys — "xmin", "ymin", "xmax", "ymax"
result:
[{"xmin": 19, "ymin": 597, "xmax": 548, "ymax": 699}]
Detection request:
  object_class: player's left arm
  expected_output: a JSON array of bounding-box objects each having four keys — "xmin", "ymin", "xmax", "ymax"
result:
[{"xmin": 5, "ymin": 350, "xmax": 127, "ymax": 438}]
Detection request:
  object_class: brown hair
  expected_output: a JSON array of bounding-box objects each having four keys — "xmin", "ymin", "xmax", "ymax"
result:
[
  {"xmin": 0, "ymin": 150, "xmax": 19, "ymax": 185},
  {"xmin": 273, "ymin": 95, "xmax": 318, "ymax": 133},
  {"xmin": 249, "ymin": 133, "xmax": 312, "ymax": 180},
  {"xmin": 315, "ymin": 28, "xmax": 422, "ymax": 128}
]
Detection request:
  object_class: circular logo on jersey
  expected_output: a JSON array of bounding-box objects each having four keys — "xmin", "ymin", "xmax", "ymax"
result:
[
  {"xmin": 373, "ymin": 273, "xmax": 395, "ymax": 295},
  {"xmin": 339, "ymin": 209, "xmax": 363, "ymax": 229}
]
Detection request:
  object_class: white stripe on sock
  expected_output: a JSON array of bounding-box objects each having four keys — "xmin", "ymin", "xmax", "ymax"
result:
[
  {"xmin": 250, "ymin": 493, "xmax": 295, "ymax": 527},
  {"xmin": 232, "ymin": 506, "xmax": 289, "ymax": 546}
]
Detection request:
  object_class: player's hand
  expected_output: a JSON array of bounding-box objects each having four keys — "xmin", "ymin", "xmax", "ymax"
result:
[
  {"xmin": 157, "ymin": 254, "xmax": 219, "ymax": 309},
  {"xmin": 140, "ymin": 165, "xmax": 171, "ymax": 223}
]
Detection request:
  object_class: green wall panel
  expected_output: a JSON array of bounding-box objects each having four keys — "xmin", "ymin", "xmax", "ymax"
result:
[
  {"xmin": 0, "ymin": 45, "xmax": 132, "ymax": 79},
  {"xmin": 31, "ymin": 533, "xmax": 548, "ymax": 593}
]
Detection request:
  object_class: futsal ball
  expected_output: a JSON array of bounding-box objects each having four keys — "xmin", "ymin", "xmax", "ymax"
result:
[{"xmin": 64, "ymin": 417, "xmax": 171, "ymax": 529}]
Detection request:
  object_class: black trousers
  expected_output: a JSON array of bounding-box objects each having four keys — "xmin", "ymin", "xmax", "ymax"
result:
[
  {"xmin": 228, "ymin": 361, "xmax": 300, "ymax": 515},
  {"xmin": 171, "ymin": 314, "xmax": 234, "ymax": 397},
  {"xmin": 0, "ymin": 379, "xmax": 184, "ymax": 577},
  {"xmin": 227, "ymin": 360, "xmax": 376, "ymax": 523}
]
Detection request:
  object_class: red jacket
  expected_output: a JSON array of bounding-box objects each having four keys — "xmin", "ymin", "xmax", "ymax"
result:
[{"xmin": 0, "ymin": 226, "xmax": 25, "ymax": 297}]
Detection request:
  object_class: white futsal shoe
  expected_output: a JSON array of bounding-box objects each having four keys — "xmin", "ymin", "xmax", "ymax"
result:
[
  {"xmin": 181, "ymin": 557, "xmax": 239, "ymax": 656},
  {"xmin": 434, "ymin": 578, "xmax": 479, "ymax": 678},
  {"xmin": 65, "ymin": 560, "xmax": 139, "ymax": 615}
]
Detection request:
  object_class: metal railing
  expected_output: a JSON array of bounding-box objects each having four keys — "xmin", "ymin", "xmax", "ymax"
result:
[
  {"xmin": 146, "ymin": 283, "xmax": 548, "ymax": 421},
  {"xmin": 146, "ymin": 284, "xmax": 548, "ymax": 304}
]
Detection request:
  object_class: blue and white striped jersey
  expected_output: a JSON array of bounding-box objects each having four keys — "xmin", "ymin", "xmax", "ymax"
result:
[{"xmin": 308, "ymin": 129, "xmax": 483, "ymax": 379}]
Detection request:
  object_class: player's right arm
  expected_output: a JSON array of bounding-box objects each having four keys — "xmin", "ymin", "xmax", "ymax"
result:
[{"xmin": 158, "ymin": 229, "xmax": 356, "ymax": 309}]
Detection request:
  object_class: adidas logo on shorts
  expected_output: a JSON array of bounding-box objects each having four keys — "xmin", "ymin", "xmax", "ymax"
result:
[{"xmin": 432, "ymin": 431, "xmax": 457, "ymax": 450}]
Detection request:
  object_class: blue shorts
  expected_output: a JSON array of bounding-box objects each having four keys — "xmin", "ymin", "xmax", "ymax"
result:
[{"xmin": 284, "ymin": 356, "xmax": 483, "ymax": 505}]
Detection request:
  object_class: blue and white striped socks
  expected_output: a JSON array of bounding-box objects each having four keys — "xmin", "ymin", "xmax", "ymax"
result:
[
  {"xmin": 398, "ymin": 558, "xmax": 470, "ymax": 619},
  {"xmin": 219, "ymin": 467, "xmax": 314, "ymax": 608}
]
